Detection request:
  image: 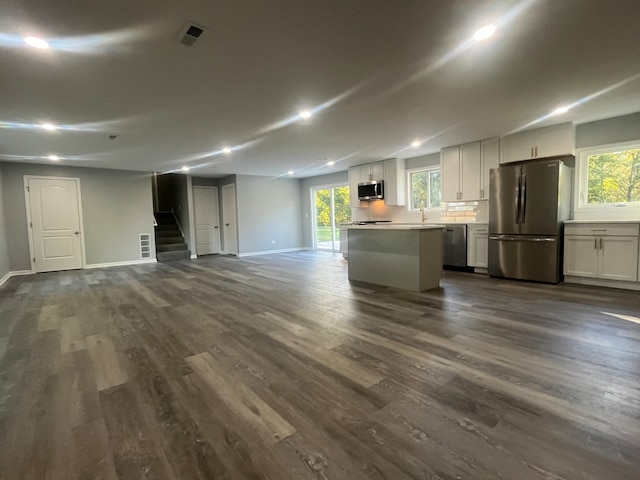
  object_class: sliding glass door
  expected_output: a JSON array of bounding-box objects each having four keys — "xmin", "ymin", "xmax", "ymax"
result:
[{"xmin": 313, "ymin": 185, "xmax": 350, "ymax": 252}]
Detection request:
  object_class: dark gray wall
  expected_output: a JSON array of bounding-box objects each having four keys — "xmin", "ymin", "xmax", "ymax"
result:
[
  {"xmin": 235, "ymin": 175, "xmax": 303, "ymax": 254},
  {"xmin": 0, "ymin": 165, "xmax": 10, "ymax": 280},
  {"xmin": 300, "ymin": 171, "xmax": 349, "ymax": 249},
  {"xmin": 576, "ymin": 111, "xmax": 640, "ymax": 148},
  {"xmin": 2, "ymin": 162, "xmax": 155, "ymax": 270}
]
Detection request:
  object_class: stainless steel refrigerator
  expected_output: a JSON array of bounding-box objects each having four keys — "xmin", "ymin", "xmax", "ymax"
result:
[{"xmin": 488, "ymin": 158, "xmax": 572, "ymax": 283}]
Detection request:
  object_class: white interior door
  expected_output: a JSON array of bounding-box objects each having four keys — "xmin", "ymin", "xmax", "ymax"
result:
[
  {"xmin": 26, "ymin": 177, "xmax": 84, "ymax": 273},
  {"xmin": 221, "ymin": 184, "xmax": 238, "ymax": 255},
  {"xmin": 193, "ymin": 186, "xmax": 220, "ymax": 256}
]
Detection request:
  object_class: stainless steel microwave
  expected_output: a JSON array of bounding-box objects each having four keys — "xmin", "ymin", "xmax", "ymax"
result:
[{"xmin": 357, "ymin": 180, "xmax": 384, "ymax": 200}]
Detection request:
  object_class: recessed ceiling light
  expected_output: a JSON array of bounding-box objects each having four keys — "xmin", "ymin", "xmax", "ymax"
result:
[
  {"xmin": 287, "ymin": 170, "xmax": 295, "ymax": 175},
  {"xmin": 181, "ymin": 166, "xmax": 190, "ymax": 172},
  {"xmin": 473, "ymin": 24, "xmax": 496, "ymax": 41},
  {"xmin": 411, "ymin": 140, "xmax": 422, "ymax": 148},
  {"xmin": 24, "ymin": 36, "xmax": 50, "ymax": 49},
  {"xmin": 551, "ymin": 106, "xmax": 570, "ymax": 115},
  {"xmin": 41, "ymin": 123, "xmax": 57, "ymax": 131},
  {"xmin": 222, "ymin": 147, "xmax": 232, "ymax": 154},
  {"xmin": 327, "ymin": 160, "xmax": 335, "ymax": 166},
  {"xmin": 299, "ymin": 109, "xmax": 312, "ymax": 120},
  {"xmin": 48, "ymin": 154, "xmax": 59, "ymax": 161}
]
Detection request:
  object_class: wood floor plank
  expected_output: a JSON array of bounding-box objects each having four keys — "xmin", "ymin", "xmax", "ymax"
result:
[
  {"xmin": 59, "ymin": 316, "xmax": 86, "ymax": 354},
  {"xmin": 186, "ymin": 351, "xmax": 297, "ymax": 446},
  {"xmin": 85, "ymin": 334, "xmax": 129, "ymax": 391}
]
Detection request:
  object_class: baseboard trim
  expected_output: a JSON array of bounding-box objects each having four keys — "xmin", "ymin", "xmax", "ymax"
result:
[
  {"xmin": 238, "ymin": 247, "xmax": 305, "ymax": 258},
  {"xmin": 564, "ymin": 275, "xmax": 640, "ymax": 291},
  {"xmin": 0, "ymin": 270, "xmax": 34, "ymax": 288},
  {"xmin": 85, "ymin": 259, "xmax": 157, "ymax": 269},
  {"xmin": 190, "ymin": 254, "xmax": 198, "ymax": 259}
]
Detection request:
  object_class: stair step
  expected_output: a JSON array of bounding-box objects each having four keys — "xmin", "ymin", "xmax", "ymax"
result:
[
  {"xmin": 155, "ymin": 224, "xmax": 180, "ymax": 231},
  {"xmin": 156, "ymin": 243, "xmax": 188, "ymax": 252},
  {"xmin": 156, "ymin": 250, "xmax": 191, "ymax": 262},
  {"xmin": 155, "ymin": 236, "xmax": 184, "ymax": 245}
]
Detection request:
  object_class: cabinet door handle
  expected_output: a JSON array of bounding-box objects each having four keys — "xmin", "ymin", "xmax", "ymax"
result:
[
  {"xmin": 594, "ymin": 238, "xmax": 597, "ymax": 249},
  {"xmin": 599, "ymin": 237, "xmax": 603, "ymax": 250},
  {"xmin": 530, "ymin": 147, "xmax": 534, "ymax": 158}
]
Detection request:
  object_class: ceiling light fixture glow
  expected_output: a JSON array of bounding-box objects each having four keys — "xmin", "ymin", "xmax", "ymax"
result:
[
  {"xmin": 551, "ymin": 106, "xmax": 570, "ymax": 115},
  {"xmin": 24, "ymin": 36, "xmax": 50, "ymax": 49},
  {"xmin": 287, "ymin": 170, "xmax": 295, "ymax": 175},
  {"xmin": 299, "ymin": 109, "xmax": 312, "ymax": 120},
  {"xmin": 181, "ymin": 166, "xmax": 190, "ymax": 172},
  {"xmin": 411, "ymin": 140, "xmax": 422, "ymax": 148},
  {"xmin": 222, "ymin": 147, "xmax": 232, "ymax": 154},
  {"xmin": 327, "ymin": 160, "xmax": 335, "ymax": 166},
  {"xmin": 473, "ymin": 24, "xmax": 496, "ymax": 41},
  {"xmin": 48, "ymin": 154, "xmax": 59, "ymax": 161},
  {"xmin": 41, "ymin": 123, "xmax": 57, "ymax": 131}
]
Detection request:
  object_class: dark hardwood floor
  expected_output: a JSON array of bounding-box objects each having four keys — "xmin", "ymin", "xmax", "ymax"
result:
[{"xmin": 1, "ymin": 251, "xmax": 639, "ymax": 479}]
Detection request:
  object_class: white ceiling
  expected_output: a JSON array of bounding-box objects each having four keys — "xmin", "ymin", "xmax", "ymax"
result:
[{"xmin": 1, "ymin": 0, "xmax": 639, "ymax": 178}]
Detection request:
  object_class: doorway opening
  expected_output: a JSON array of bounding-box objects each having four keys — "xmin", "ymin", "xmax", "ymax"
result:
[{"xmin": 312, "ymin": 184, "xmax": 350, "ymax": 252}]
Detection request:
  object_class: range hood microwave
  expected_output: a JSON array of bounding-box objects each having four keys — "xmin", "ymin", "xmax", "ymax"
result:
[{"xmin": 357, "ymin": 180, "xmax": 384, "ymax": 200}]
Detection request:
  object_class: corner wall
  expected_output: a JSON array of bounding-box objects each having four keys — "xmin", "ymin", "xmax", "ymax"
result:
[
  {"xmin": 2, "ymin": 162, "xmax": 156, "ymax": 270},
  {"xmin": 0, "ymin": 165, "xmax": 11, "ymax": 283},
  {"xmin": 235, "ymin": 175, "xmax": 303, "ymax": 254}
]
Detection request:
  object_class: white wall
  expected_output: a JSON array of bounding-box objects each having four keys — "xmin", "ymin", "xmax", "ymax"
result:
[
  {"xmin": 235, "ymin": 175, "xmax": 303, "ymax": 255},
  {"xmin": 0, "ymin": 165, "xmax": 11, "ymax": 283},
  {"xmin": 2, "ymin": 162, "xmax": 156, "ymax": 270}
]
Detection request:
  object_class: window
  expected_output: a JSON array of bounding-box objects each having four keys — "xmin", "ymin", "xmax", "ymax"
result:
[
  {"xmin": 576, "ymin": 141, "xmax": 640, "ymax": 217},
  {"xmin": 408, "ymin": 167, "xmax": 441, "ymax": 210}
]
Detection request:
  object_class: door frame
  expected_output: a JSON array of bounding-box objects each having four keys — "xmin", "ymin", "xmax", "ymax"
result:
[
  {"xmin": 221, "ymin": 183, "xmax": 238, "ymax": 255},
  {"xmin": 192, "ymin": 185, "xmax": 221, "ymax": 256},
  {"xmin": 24, "ymin": 175, "xmax": 87, "ymax": 273},
  {"xmin": 310, "ymin": 182, "xmax": 349, "ymax": 252}
]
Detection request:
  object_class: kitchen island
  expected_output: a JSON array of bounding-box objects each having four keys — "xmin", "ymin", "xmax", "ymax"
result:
[{"xmin": 347, "ymin": 224, "xmax": 444, "ymax": 291}]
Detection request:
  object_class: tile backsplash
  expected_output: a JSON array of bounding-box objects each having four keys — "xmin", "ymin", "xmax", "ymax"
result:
[{"xmin": 352, "ymin": 200, "xmax": 488, "ymax": 223}]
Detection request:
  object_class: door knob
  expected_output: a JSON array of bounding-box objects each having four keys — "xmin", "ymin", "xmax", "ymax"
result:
[
  {"xmin": 74, "ymin": 231, "xmax": 80, "ymax": 235},
  {"xmin": 225, "ymin": 223, "xmax": 230, "ymax": 226},
  {"xmin": 214, "ymin": 226, "xmax": 218, "ymax": 229}
]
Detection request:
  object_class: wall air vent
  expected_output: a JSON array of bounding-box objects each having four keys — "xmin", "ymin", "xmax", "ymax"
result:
[
  {"xmin": 178, "ymin": 23, "xmax": 207, "ymax": 47},
  {"xmin": 140, "ymin": 233, "xmax": 151, "ymax": 259}
]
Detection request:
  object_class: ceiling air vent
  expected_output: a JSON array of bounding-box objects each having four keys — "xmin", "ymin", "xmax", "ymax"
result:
[{"xmin": 178, "ymin": 23, "xmax": 206, "ymax": 47}]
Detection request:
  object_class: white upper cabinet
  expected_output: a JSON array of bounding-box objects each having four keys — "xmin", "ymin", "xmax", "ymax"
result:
[
  {"xmin": 502, "ymin": 122, "xmax": 575, "ymax": 164},
  {"xmin": 383, "ymin": 158, "xmax": 405, "ymax": 206},
  {"xmin": 441, "ymin": 146, "xmax": 462, "ymax": 202},
  {"xmin": 480, "ymin": 137, "xmax": 500, "ymax": 200},
  {"xmin": 441, "ymin": 138, "xmax": 499, "ymax": 202}
]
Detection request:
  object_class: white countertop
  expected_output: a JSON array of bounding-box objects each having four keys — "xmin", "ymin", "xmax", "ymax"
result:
[
  {"xmin": 347, "ymin": 224, "xmax": 444, "ymax": 230},
  {"xmin": 565, "ymin": 219, "xmax": 640, "ymax": 224}
]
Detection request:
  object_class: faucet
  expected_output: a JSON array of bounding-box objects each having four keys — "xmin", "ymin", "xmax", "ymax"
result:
[{"xmin": 420, "ymin": 201, "xmax": 427, "ymax": 223}]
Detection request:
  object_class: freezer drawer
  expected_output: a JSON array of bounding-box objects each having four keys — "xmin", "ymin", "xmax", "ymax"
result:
[{"xmin": 488, "ymin": 235, "xmax": 561, "ymax": 283}]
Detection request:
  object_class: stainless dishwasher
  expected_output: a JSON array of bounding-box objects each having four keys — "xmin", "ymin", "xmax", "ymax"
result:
[{"xmin": 442, "ymin": 224, "xmax": 467, "ymax": 267}]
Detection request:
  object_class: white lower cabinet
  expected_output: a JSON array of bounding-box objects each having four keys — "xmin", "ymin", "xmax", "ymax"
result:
[
  {"xmin": 467, "ymin": 224, "xmax": 488, "ymax": 268},
  {"xmin": 564, "ymin": 223, "xmax": 639, "ymax": 285}
]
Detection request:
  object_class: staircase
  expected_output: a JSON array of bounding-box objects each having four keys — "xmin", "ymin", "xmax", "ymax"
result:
[{"xmin": 154, "ymin": 211, "xmax": 191, "ymax": 262}]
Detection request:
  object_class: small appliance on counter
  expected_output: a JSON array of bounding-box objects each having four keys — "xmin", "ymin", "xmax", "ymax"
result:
[{"xmin": 488, "ymin": 157, "xmax": 572, "ymax": 283}]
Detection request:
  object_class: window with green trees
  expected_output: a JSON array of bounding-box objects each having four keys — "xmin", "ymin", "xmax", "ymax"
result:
[
  {"xmin": 408, "ymin": 168, "xmax": 442, "ymax": 210},
  {"xmin": 585, "ymin": 147, "xmax": 640, "ymax": 205}
]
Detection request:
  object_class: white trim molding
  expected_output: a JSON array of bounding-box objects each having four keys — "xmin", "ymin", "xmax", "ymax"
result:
[
  {"xmin": 0, "ymin": 270, "xmax": 34, "ymax": 288},
  {"xmin": 85, "ymin": 259, "xmax": 157, "ymax": 269},
  {"xmin": 237, "ymin": 247, "xmax": 305, "ymax": 258},
  {"xmin": 190, "ymin": 254, "xmax": 198, "ymax": 259},
  {"xmin": 564, "ymin": 276, "xmax": 640, "ymax": 291}
]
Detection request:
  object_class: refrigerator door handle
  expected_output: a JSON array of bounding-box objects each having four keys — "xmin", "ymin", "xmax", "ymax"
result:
[
  {"xmin": 515, "ymin": 175, "xmax": 521, "ymax": 224},
  {"xmin": 521, "ymin": 173, "xmax": 527, "ymax": 224}
]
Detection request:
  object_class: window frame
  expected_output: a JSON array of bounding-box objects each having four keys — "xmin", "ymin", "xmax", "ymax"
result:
[
  {"xmin": 406, "ymin": 166, "xmax": 443, "ymax": 211},
  {"xmin": 574, "ymin": 140, "xmax": 640, "ymax": 220}
]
